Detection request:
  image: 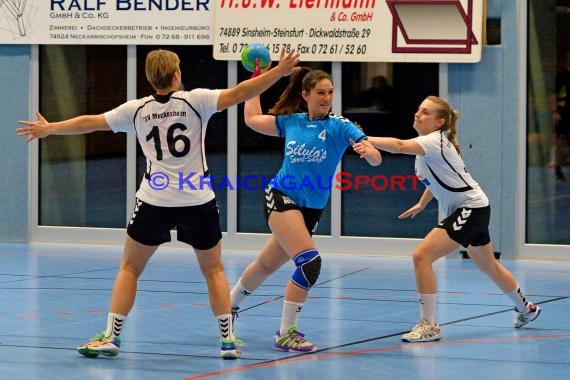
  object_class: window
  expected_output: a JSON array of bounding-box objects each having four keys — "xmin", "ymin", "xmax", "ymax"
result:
[
  {"xmin": 39, "ymin": 45, "xmax": 127, "ymax": 227},
  {"xmin": 526, "ymin": 0, "xmax": 570, "ymax": 244},
  {"xmin": 341, "ymin": 62, "xmax": 439, "ymax": 237}
]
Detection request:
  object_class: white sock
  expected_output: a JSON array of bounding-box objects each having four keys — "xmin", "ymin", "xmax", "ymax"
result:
[
  {"xmin": 105, "ymin": 312, "xmax": 126, "ymax": 338},
  {"xmin": 279, "ymin": 300, "xmax": 303, "ymax": 335},
  {"xmin": 216, "ymin": 314, "xmax": 233, "ymax": 341},
  {"xmin": 506, "ymin": 285, "xmax": 530, "ymax": 312},
  {"xmin": 230, "ymin": 277, "xmax": 253, "ymax": 309},
  {"xmin": 418, "ymin": 293, "xmax": 437, "ymax": 324}
]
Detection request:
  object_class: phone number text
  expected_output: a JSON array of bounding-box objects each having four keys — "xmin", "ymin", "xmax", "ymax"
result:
[{"xmin": 218, "ymin": 42, "xmax": 368, "ymax": 55}]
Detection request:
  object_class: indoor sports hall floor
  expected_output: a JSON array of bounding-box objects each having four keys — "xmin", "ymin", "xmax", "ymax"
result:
[{"xmin": 1, "ymin": 243, "xmax": 569, "ymax": 379}]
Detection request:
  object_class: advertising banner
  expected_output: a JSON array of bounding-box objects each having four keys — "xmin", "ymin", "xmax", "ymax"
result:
[
  {"xmin": 0, "ymin": 0, "xmax": 213, "ymax": 45},
  {"xmin": 1, "ymin": 0, "xmax": 483, "ymax": 63},
  {"xmin": 213, "ymin": 0, "xmax": 483, "ymax": 63}
]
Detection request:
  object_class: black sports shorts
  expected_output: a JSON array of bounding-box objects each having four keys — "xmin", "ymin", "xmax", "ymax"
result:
[
  {"xmin": 436, "ymin": 205, "xmax": 491, "ymax": 248},
  {"xmin": 127, "ymin": 197, "xmax": 222, "ymax": 250},
  {"xmin": 263, "ymin": 187, "xmax": 323, "ymax": 235}
]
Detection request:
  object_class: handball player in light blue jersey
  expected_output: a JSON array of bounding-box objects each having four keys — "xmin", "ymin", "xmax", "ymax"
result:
[{"xmin": 230, "ymin": 66, "xmax": 381, "ymax": 353}]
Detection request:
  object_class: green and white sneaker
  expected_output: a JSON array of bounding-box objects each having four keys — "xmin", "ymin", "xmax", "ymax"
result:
[
  {"xmin": 77, "ymin": 332, "xmax": 121, "ymax": 358},
  {"xmin": 401, "ymin": 319, "xmax": 442, "ymax": 342},
  {"xmin": 274, "ymin": 327, "xmax": 317, "ymax": 353},
  {"xmin": 220, "ymin": 338, "xmax": 241, "ymax": 359}
]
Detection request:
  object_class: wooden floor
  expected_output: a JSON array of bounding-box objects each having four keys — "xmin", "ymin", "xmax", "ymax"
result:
[{"xmin": 0, "ymin": 243, "xmax": 568, "ymax": 379}]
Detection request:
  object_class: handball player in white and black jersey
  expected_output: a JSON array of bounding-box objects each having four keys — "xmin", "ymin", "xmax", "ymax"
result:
[
  {"xmin": 358, "ymin": 95, "xmax": 541, "ymax": 342},
  {"xmin": 17, "ymin": 48, "xmax": 301, "ymax": 359}
]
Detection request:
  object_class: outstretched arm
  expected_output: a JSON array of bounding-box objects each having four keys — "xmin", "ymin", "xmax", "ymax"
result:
[
  {"xmin": 367, "ymin": 136, "xmax": 425, "ymax": 156},
  {"xmin": 16, "ymin": 112, "xmax": 110, "ymax": 143},
  {"xmin": 216, "ymin": 48, "xmax": 301, "ymax": 111}
]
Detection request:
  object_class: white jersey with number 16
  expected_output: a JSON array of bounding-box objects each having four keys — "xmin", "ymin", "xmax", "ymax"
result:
[{"xmin": 104, "ymin": 89, "xmax": 222, "ymax": 207}]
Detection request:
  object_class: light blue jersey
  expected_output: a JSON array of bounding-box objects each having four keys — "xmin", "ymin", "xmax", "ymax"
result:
[{"xmin": 270, "ymin": 113, "xmax": 366, "ymax": 209}]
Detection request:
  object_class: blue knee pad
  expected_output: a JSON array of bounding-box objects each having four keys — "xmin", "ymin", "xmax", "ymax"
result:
[{"xmin": 291, "ymin": 249, "xmax": 321, "ymax": 290}]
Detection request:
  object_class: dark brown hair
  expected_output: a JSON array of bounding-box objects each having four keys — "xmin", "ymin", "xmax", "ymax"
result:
[{"xmin": 269, "ymin": 68, "xmax": 333, "ymax": 115}]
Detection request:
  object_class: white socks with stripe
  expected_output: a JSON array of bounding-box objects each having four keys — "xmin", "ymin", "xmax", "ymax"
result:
[
  {"xmin": 418, "ymin": 293, "xmax": 437, "ymax": 324},
  {"xmin": 506, "ymin": 285, "xmax": 530, "ymax": 312},
  {"xmin": 105, "ymin": 312, "xmax": 126, "ymax": 339},
  {"xmin": 217, "ymin": 314, "xmax": 233, "ymax": 341},
  {"xmin": 230, "ymin": 277, "xmax": 253, "ymax": 309},
  {"xmin": 279, "ymin": 300, "xmax": 303, "ymax": 335}
]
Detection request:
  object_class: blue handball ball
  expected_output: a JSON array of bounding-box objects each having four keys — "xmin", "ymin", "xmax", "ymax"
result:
[{"xmin": 241, "ymin": 43, "xmax": 270, "ymax": 72}]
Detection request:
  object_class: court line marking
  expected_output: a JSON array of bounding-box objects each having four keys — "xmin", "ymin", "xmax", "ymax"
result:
[
  {"xmin": 0, "ymin": 267, "xmax": 118, "ymax": 284},
  {"xmin": 2, "ymin": 265, "xmax": 567, "ymax": 368},
  {"xmin": 237, "ymin": 266, "xmax": 373, "ymax": 313},
  {"xmin": 182, "ymin": 332, "xmax": 570, "ymax": 379},
  {"xmin": 0, "ymin": 298, "xmax": 566, "ymax": 368},
  {"xmin": 182, "ymin": 297, "xmax": 567, "ymax": 379}
]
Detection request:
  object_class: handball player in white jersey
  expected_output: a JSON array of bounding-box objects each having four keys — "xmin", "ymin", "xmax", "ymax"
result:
[
  {"xmin": 356, "ymin": 95, "xmax": 541, "ymax": 342},
  {"xmin": 17, "ymin": 48, "xmax": 301, "ymax": 359}
]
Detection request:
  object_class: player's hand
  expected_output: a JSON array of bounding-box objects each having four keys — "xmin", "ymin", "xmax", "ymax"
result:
[
  {"xmin": 251, "ymin": 58, "xmax": 266, "ymax": 78},
  {"xmin": 16, "ymin": 111, "xmax": 50, "ymax": 142},
  {"xmin": 398, "ymin": 203, "xmax": 425, "ymax": 219},
  {"xmin": 350, "ymin": 138, "xmax": 380, "ymax": 159},
  {"xmin": 274, "ymin": 48, "xmax": 301, "ymax": 77},
  {"xmin": 350, "ymin": 138, "xmax": 369, "ymax": 158},
  {"xmin": 350, "ymin": 138, "xmax": 382, "ymax": 166}
]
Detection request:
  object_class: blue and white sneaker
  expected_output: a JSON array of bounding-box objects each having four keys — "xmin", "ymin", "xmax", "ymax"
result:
[
  {"xmin": 220, "ymin": 338, "xmax": 241, "ymax": 359},
  {"xmin": 514, "ymin": 303, "xmax": 541, "ymax": 328}
]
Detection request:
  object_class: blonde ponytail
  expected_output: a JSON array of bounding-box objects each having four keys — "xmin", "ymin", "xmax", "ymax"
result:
[{"xmin": 426, "ymin": 96, "xmax": 462, "ymax": 155}]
